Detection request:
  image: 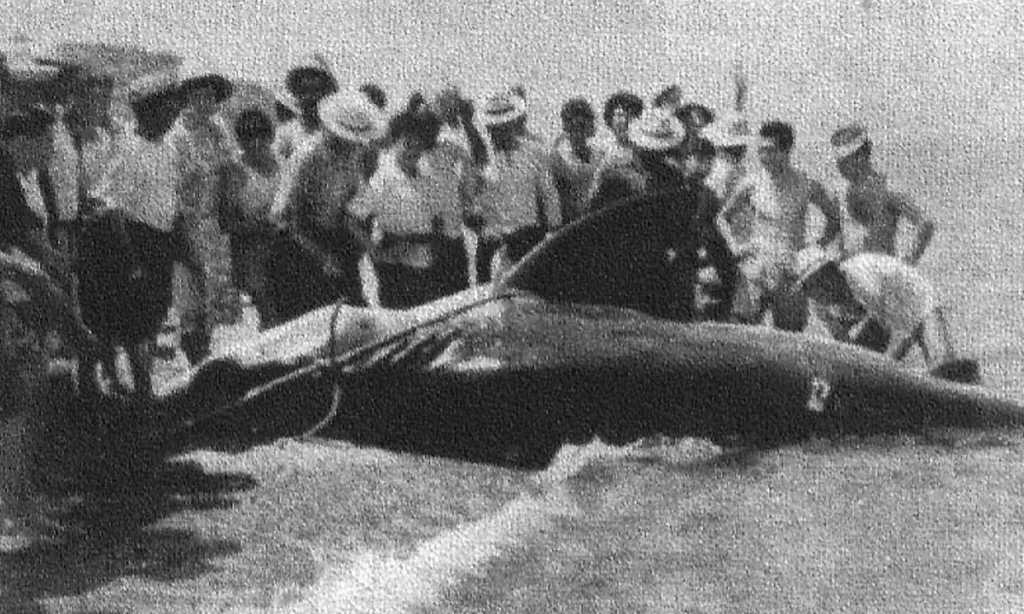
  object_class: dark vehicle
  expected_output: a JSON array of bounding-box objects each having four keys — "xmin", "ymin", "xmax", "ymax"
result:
[{"xmin": 163, "ymin": 191, "xmax": 1023, "ymax": 468}]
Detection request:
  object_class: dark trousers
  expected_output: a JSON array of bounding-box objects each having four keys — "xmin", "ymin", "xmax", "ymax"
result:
[
  {"xmin": 700, "ymin": 230, "xmax": 740, "ymax": 322},
  {"xmin": 475, "ymin": 226, "xmax": 547, "ymax": 285},
  {"xmin": 375, "ymin": 236, "xmax": 470, "ymax": 308},
  {"xmin": 266, "ymin": 233, "xmax": 364, "ymax": 325}
]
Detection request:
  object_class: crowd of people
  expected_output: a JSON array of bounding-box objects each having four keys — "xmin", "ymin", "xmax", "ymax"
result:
[
  {"xmin": 0, "ymin": 54, "xmax": 966, "ymax": 390},
  {"xmin": 1, "ymin": 51, "xmax": 978, "ymax": 549}
]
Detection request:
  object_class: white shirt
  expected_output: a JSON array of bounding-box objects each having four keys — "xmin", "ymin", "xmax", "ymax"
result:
[
  {"xmin": 468, "ymin": 140, "xmax": 561, "ymax": 238},
  {"xmin": 550, "ymin": 135, "xmax": 603, "ymax": 221},
  {"xmin": 273, "ymin": 120, "xmax": 323, "ymax": 162},
  {"xmin": 349, "ymin": 149, "xmax": 436, "ymax": 236},
  {"xmin": 48, "ymin": 122, "xmax": 115, "ymax": 220},
  {"xmin": 98, "ymin": 132, "xmax": 179, "ymax": 233},
  {"xmin": 840, "ymin": 253, "xmax": 934, "ymax": 338}
]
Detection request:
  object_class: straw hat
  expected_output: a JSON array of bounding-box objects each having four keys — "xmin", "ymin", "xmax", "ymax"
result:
[
  {"xmin": 705, "ymin": 112, "xmax": 753, "ymax": 149},
  {"xmin": 628, "ymin": 108, "xmax": 686, "ymax": 151},
  {"xmin": 478, "ymin": 90, "xmax": 527, "ymax": 127},
  {"xmin": 317, "ymin": 91, "xmax": 386, "ymax": 144},
  {"xmin": 831, "ymin": 123, "xmax": 870, "ymax": 160},
  {"xmin": 178, "ymin": 73, "xmax": 233, "ymax": 103}
]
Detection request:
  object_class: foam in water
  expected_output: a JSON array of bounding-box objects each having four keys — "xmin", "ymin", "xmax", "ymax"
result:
[{"xmin": 245, "ymin": 435, "xmax": 722, "ymax": 613}]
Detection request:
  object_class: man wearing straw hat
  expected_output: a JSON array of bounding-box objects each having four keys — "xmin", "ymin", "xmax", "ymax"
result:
[
  {"xmin": 830, "ymin": 123, "xmax": 935, "ymax": 264},
  {"xmin": 268, "ymin": 90, "xmax": 385, "ymax": 321},
  {"xmin": 795, "ymin": 244, "xmax": 979, "ymax": 384},
  {"xmin": 464, "ymin": 88, "xmax": 560, "ymax": 284}
]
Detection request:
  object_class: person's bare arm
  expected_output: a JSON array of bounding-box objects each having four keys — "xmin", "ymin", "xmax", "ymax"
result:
[
  {"xmin": 892, "ymin": 193, "xmax": 935, "ymax": 265},
  {"xmin": 716, "ymin": 184, "xmax": 753, "ymax": 258},
  {"xmin": 269, "ymin": 144, "xmax": 310, "ymax": 227},
  {"xmin": 536, "ymin": 156, "xmax": 562, "ymax": 230},
  {"xmin": 810, "ymin": 179, "xmax": 843, "ymax": 250}
]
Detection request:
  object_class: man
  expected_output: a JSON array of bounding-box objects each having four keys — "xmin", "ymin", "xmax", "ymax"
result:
[
  {"xmin": 268, "ymin": 91, "xmax": 384, "ymax": 320},
  {"xmin": 587, "ymin": 91, "xmax": 645, "ymax": 206},
  {"xmin": 829, "ymin": 124, "xmax": 936, "ymax": 350},
  {"xmin": 168, "ymin": 73, "xmax": 241, "ymax": 365},
  {"xmin": 464, "ymin": 89, "xmax": 561, "ymax": 284},
  {"xmin": 651, "ymin": 85, "xmax": 682, "ymax": 113},
  {"xmin": 273, "ymin": 66, "xmax": 339, "ymax": 161},
  {"xmin": 716, "ymin": 121, "xmax": 843, "ymax": 331},
  {"xmin": 550, "ymin": 98, "xmax": 602, "ymax": 224},
  {"xmin": 85, "ymin": 82, "xmax": 183, "ymax": 397},
  {"xmin": 0, "ymin": 109, "xmax": 81, "ymax": 311},
  {"xmin": 830, "ymin": 124, "xmax": 935, "ymax": 263},
  {"xmin": 350, "ymin": 105, "xmax": 471, "ymax": 308},
  {"xmin": 796, "ymin": 245, "xmax": 979, "ymax": 384}
]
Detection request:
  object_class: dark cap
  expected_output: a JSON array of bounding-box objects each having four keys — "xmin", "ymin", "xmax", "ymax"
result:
[
  {"xmin": 285, "ymin": 66, "xmax": 338, "ymax": 100},
  {"xmin": 0, "ymin": 108, "xmax": 56, "ymax": 139}
]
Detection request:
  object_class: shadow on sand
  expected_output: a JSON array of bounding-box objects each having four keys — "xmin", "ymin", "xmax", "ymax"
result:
[{"xmin": 1, "ymin": 384, "xmax": 257, "ymax": 613}]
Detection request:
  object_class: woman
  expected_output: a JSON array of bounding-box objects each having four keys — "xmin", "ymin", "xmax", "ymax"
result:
[
  {"xmin": 349, "ymin": 104, "xmax": 466, "ymax": 308},
  {"xmin": 225, "ymin": 108, "xmax": 280, "ymax": 328},
  {"xmin": 167, "ymin": 73, "xmax": 241, "ymax": 364}
]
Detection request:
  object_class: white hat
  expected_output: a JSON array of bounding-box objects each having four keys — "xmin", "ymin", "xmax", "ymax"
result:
[
  {"xmin": 479, "ymin": 90, "xmax": 527, "ymax": 127},
  {"xmin": 123, "ymin": 66, "xmax": 180, "ymax": 100},
  {"xmin": 795, "ymin": 245, "xmax": 840, "ymax": 286},
  {"xmin": 317, "ymin": 91, "xmax": 386, "ymax": 144},
  {"xmin": 628, "ymin": 108, "xmax": 685, "ymax": 151},
  {"xmin": 705, "ymin": 112, "xmax": 753, "ymax": 149},
  {"xmin": 831, "ymin": 123, "xmax": 870, "ymax": 160}
]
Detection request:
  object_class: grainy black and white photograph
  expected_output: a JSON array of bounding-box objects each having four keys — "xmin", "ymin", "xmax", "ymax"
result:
[{"xmin": 1, "ymin": 0, "xmax": 1022, "ymax": 611}]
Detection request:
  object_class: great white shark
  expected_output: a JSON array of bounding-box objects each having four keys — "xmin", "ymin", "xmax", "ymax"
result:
[{"xmin": 160, "ymin": 191, "xmax": 1024, "ymax": 467}]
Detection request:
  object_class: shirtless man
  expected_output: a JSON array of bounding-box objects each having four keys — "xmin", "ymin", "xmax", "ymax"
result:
[
  {"xmin": 823, "ymin": 124, "xmax": 937, "ymax": 350},
  {"xmin": 716, "ymin": 121, "xmax": 842, "ymax": 332},
  {"xmin": 830, "ymin": 124, "xmax": 935, "ymax": 263}
]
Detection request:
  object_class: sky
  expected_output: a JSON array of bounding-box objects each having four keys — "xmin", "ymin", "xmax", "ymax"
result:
[{"xmin": 3, "ymin": 0, "xmax": 1021, "ymax": 145}]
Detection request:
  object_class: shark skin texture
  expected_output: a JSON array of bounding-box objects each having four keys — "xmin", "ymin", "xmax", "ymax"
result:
[{"xmin": 160, "ymin": 192, "xmax": 1022, "ymax": 468}]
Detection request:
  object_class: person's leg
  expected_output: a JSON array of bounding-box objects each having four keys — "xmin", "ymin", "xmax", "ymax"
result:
[
  {"xmin": 128, "ymin": 339, "xmax": 154, "ymax": 399},
  {"xmin": 490, "ymin": 244, "xmax": 511, "ymax": 283},
  {"xmin": 96, "ymin": 343, "xmax": 123, "ymax": 394},
  {"xmin": 770, "ymin": 285, "xmax": 809, "ymax": 332},
  {"xmin": 359, "ymin": 253, "xmax": 381, "ymax": 308},
  {"xmin": 730, "ymin": 270, "xmax": 765, "ymax": 325},
  {"xmin": 444, "ymin": 235, "xmax": 470, "ymax": 295},
  {"xmin": 462, "ymin": 227, "xmax": 479, "ymax": 287},
  {"xmin": 850, "ymin": 319, "xmax": 891, "ymax": 354},
  {"xmin": 375, "ymin": 261, "xmax": 401, "ymax": 308},
  {"xmin": 476, "ymin": 238, "xmax": 502, "ymax": 285},
  {"xmin": 702, "ymin": 232, "xmax": 740, "ymax": 322}
]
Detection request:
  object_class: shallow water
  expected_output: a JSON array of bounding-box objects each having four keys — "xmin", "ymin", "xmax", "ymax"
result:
[
  {"xmin": 5, "ymin": 3, "xmax": 1024, "ymax": 610},
  {"xmin": 215, "ymin": 433, "xmax": 1024, "ymax": 614}
]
